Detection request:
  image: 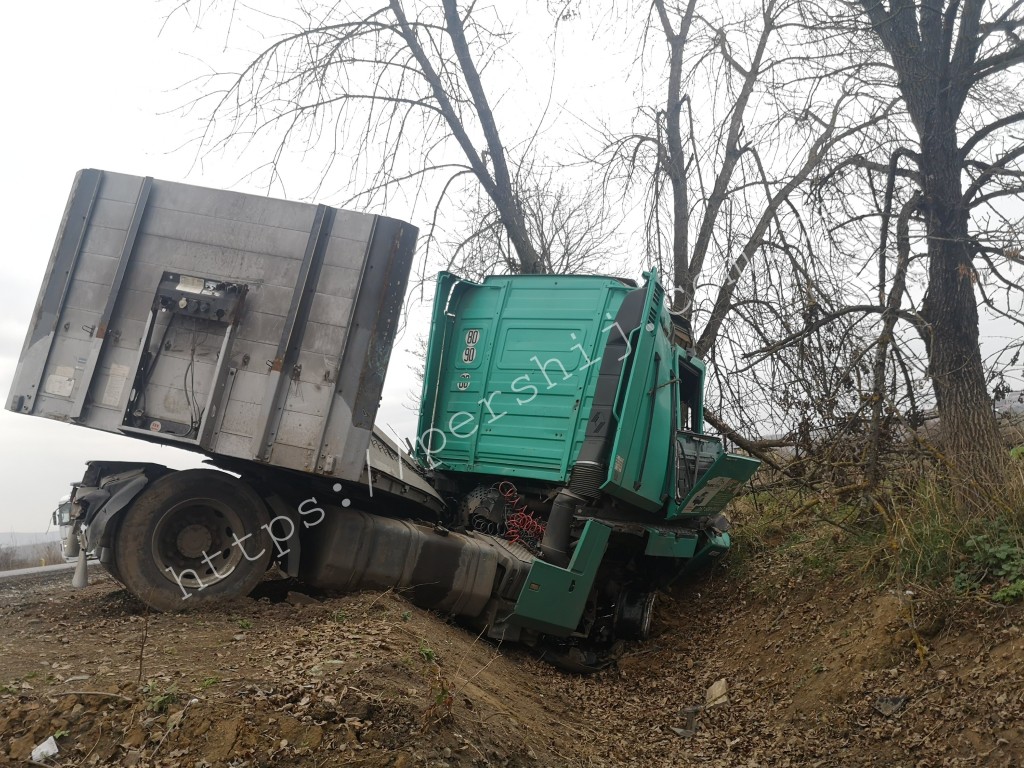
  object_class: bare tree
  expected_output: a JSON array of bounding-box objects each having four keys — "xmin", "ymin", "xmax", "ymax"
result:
[
  {"xmin": 597, "ymin": 0, "xmax": 892, "ymax": 361},
  {"xmin": 182, "ymin": 0, "xmax": 588, "ymax": 275},
  {"xmin": 805, "ymin": 0, "xmax": 1024, "ymax": 482},
  {"xmin": 616, "ymin": 0, "xmax": 1024, "ymax": 490},
  {"xmin": 573, "ymin": 0, "xmax": 911, "ymax": 492},
  {"xmin": 448, "ymin": 170, "xmax": 619, "ymax": 278}
]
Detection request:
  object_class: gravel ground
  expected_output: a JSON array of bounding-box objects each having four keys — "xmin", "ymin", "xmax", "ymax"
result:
[{"xmin": 1, "ymin": 559, "xmax": 1021, "ymax": 767}]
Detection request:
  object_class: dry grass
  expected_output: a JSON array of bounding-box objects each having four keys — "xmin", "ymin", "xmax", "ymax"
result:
[
  {"xmin": 0, "ymin": 541, "xmax": 64, "ymax": 571},
  {"xmin": 729, "ymin": 455, "xmax": 1024, "ymax": 604}
]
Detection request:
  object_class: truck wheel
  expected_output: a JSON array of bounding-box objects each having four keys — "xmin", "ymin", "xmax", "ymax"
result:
[
  {"xmin": 113, "ymin": 469, "xmax": 273, "ymax": 611},
  {"xmin": 615, "ymin": 590, "xmax": 656, "ymax": 640}
]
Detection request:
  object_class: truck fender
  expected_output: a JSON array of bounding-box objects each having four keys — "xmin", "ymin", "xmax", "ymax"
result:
[{"xmin": 84, "ymin": 474, "xmax": 151, "ymax": 551}]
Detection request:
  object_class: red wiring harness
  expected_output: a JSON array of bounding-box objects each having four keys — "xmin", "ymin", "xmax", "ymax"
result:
[{"xmin": 497, "ymin": 480, "xmax": 546, "ymax": 547}]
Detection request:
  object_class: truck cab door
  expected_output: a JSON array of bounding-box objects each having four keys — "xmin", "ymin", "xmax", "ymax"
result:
[{"xmin": 600, "ymin": 274, "xmax": 673, "ymax": 512}]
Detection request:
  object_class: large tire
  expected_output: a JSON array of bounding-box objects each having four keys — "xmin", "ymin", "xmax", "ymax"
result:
[
  {"xmin": 113, "ymin": 469, "xmax": 273, "ymax": 611},
  {"xmin": 101, "ymin": 550, "xmax": 124, "ymax": 586}
]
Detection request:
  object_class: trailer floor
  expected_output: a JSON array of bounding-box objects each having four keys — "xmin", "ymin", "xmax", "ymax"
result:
[{"xmin": 0, "ymin": 561, "xmax": 1021, "ymax": 766}]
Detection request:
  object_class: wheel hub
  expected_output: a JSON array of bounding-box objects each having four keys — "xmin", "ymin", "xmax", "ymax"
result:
[
  {"xmin": 176, "ymin": 523, "xmax": 213, "ymax": 559},
  {"xmin": 153, "ymin": 500, "xmax": 247, "ymax": 590}
]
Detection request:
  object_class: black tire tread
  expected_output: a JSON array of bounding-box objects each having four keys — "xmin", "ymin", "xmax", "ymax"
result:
[{"xmin": 113, "ymin": 469, "xmax": 272, "ymax": 611}]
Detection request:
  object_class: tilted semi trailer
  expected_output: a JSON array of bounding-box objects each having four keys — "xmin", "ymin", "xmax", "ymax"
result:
[{"xmin": 8, "ymin": 169, "xmax": 759, "ymax": 669}]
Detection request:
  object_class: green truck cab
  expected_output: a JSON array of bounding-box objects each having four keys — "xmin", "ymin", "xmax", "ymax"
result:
[{"xmin": 415, "ymin": 270, "xmax": 759, "ymax": 664}]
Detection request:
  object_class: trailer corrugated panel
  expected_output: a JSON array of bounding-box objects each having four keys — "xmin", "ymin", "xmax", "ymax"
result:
[{"xmin": 7, "ymin": 169, "xmax": 417, "ymax": 483}]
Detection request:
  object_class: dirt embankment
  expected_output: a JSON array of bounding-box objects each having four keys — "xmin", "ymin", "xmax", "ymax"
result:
[{"xmin": 1, "ymin": 563, "xmax": 1021, "ymax": 767}]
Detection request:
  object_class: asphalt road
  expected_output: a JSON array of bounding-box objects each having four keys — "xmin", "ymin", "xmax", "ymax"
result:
[{"xmin": 0, "ymin": 561, "xmax": 102, "ymax": 581}]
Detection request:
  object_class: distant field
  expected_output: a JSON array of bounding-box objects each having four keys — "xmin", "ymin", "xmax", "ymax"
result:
[{"xmin": 0, "ymin": 532, "xmax": 63, "ymax": 571}]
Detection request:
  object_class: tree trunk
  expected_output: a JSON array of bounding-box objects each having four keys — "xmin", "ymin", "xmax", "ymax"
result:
[
  {"xmin": 917, "ymin": 125, "xmax": 1006, "ymax": 482},
  {"xmin": 439, "ymin": 0, "xmax": 544, "ymax": 275},
  {"xmin": 652, "ymin": 0, "xmax": 698, "ymax": 318},
  {"xmin": 854, "ymin": 0, "xmax": 1013, "ymax": 487}
]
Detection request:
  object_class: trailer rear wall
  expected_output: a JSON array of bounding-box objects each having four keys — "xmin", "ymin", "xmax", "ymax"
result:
[{"xmin": 7, "ymin": 169, "xmax": 417, "ymax": 483}]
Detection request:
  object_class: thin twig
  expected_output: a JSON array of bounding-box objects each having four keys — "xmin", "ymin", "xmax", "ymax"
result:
[
  {"xmin": 137, "ymin": 606, "xmax": 150, "ymax": 686},
  {"xmin": 59, "ymin": 691, "xmax": 134, "ymax": 702}
]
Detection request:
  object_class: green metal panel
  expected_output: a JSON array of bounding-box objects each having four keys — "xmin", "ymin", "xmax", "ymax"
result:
[
  {"xmin": 644, "ymin": 528, "xmax": 700, "ymax": 558},
  {"xmin": 681, "ymin": 531, "xmax": 731, "ymax": 574},
  {"xmin": 511, "ymin": 520, "xmax": 611, "ymax": 636},
  {"xmin": 416, "ymin": 275, "xmax": 631, "ymax": 482},
  {"xmin": 417, "ymin": 271, "xmax": 462, "ymax": 466},
  {"xmin": 668, "ymin": 452, "xmax": 761, "ymax": 519},
  {"xmin": 415, "ymin": 270, "xmax": 760, "ymax": 526},
  {"xmin": 600, "ymin": 273, "xmax": 674, "ymax": 512}
]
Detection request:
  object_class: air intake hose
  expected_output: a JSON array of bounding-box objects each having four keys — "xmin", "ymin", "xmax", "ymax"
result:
[{"xmin": 541, "ymin": 488, "xmax": 582, "ymax": 567}]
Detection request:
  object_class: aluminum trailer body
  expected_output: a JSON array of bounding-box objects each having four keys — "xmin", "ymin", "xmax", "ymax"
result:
[{"xmin": 9, "ymin": 169, "xmax": 415, "ymax": 482}]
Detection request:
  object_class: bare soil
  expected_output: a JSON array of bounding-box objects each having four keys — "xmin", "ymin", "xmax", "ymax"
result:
[{"xmin": 1, "ymin": 557, "xmax": 1021, "ymax": 767}]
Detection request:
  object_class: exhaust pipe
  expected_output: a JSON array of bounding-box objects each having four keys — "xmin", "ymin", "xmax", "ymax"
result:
[{"xmin": 541, "ymin": 489, "xmax": 583, "ymax": 568}]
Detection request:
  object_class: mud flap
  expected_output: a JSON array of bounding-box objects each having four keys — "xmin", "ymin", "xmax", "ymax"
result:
[{"xmin": 83, "ymin": 474, "xmax": 150, "ymax": 552}]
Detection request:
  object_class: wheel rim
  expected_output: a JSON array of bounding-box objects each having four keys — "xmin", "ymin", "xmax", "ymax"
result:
[
  {"xmin": 152, "ymin": 498, "xmax": 249, "ymax": 590},
  {"xmin": 616, "ymin": 590, "xmax": 657, "ymax": 640},
  {"xmin": 637, "ymin": 592, "xmax": 656, "ymax": 639}
]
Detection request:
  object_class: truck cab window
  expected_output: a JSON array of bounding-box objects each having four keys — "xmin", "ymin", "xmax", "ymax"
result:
[{"xmin": 677, "ymin": 358, "xmax": 702, "ymax": 432}]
